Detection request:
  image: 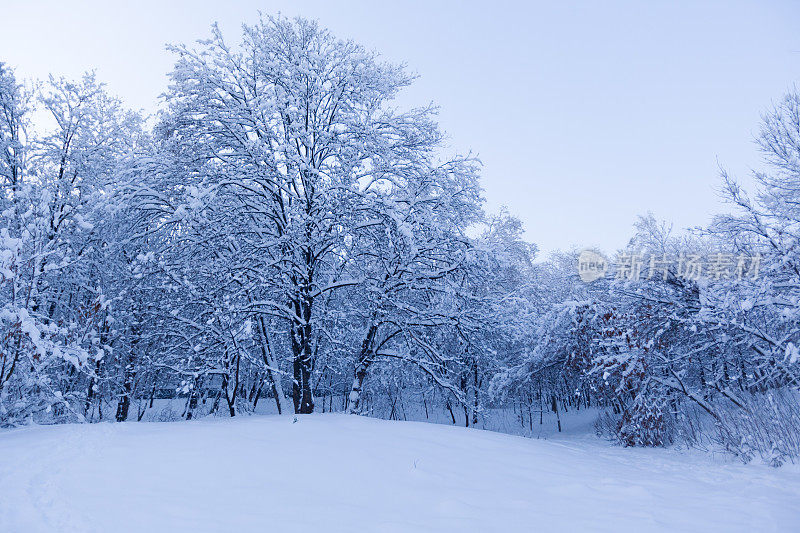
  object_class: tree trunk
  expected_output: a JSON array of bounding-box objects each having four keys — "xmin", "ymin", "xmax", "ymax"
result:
[
  {"xmin": 85, "ymin": 359, "xmax": 101, "ymax": 420},
  {"xmin": 472, "ymin": 359, "xmax": 479, "ymax": 426},
  {"xmin": 290, "ymin": 296, "xmax": 314, "ymax": 414},
  {"xmin": 115, "ymin": 318, "xmax": 140, "ymax": 422},
  {"xmin": 446, "ymin": 399, "xmax": 457, "ymax": 424},
  {"xmin": 115, "ymin": 362, "xmax": 134, "ymax": 422},
  {"xmin": 551, "ymin": 394, "xmax": 562, "ymax": 433},
  {"xmin": 255, "ymin": 315, "xmax": 288, "ymax": 414},
  {"xmin": 186, "ymin": 376, "xmax": 201, "ymax": 420},
  {"xmin": 348, "ymin": 324, "xmax": 377, "ymax": 414}
]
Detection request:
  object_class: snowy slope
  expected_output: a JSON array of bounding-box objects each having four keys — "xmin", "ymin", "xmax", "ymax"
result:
[{"xmin": 1, "ymin": 414, "xmax": 798, "ymax": 532}]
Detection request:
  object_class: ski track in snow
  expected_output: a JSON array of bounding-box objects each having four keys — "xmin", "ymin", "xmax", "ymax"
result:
[{"xmin": 1, "ymin": 414, "xmax": 798, "ymax": 532}]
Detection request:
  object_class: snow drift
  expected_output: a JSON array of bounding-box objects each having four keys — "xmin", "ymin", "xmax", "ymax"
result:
[{"xmin": 1, "ymin": 414, "xmax": 799, "ymax": 532}]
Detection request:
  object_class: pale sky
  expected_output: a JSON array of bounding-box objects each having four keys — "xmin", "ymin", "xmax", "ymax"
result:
[{"xmin": 3, "ymin": 0, "xmax": 799, "ymax": 257}]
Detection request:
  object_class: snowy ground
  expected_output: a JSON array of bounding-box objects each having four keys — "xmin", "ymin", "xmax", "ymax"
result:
[{"xmin": 1, "ymin": 414, "xmax": 798, "ymax": 532}]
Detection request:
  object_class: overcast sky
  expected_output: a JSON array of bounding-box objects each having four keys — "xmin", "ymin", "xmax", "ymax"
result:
[{"xmin": 3, "ymin": 1, "xmax": 799, "ymax": 256}]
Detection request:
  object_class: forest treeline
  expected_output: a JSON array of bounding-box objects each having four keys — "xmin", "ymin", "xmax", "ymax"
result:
[{"xmin": 1, "ymin": 16, "xmax": 798, "ymax": 465}]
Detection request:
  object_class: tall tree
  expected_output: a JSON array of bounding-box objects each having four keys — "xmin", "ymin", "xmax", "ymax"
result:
[{"xmin": 160, "ymin": 16, "xmax": 469, "ymax": 413}]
